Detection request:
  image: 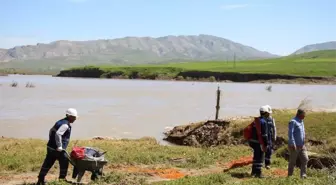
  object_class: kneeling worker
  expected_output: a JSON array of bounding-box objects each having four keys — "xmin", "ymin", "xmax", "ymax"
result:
[{"xmin": 36, "ymin": 108, "xmax": 78, "ymax": 185}]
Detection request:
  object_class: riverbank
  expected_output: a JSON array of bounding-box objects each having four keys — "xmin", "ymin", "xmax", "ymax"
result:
[
  {"xmin": 0, "ymin": 109, "xmax": 335, "ymax": 185},
  {"xmin": 56, "ymin": 66, "xmax": 336, "ymax": 85}
]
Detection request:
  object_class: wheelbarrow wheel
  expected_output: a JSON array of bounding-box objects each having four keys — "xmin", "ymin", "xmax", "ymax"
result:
[{"xmin": 91, "ymin": 168, "xmax": 103, "ymax": 181}]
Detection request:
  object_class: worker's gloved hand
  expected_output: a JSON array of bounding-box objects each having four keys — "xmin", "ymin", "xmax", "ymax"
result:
[{"xmin": 56, "ymin": 147, "xmax": 63, "ymax": 152}]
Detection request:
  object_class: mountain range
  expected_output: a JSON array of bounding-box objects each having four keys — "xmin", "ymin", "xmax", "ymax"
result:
[
  {"xmin": 0, "ymin": 35, "xmax": 335, "ymax": 66},
  {"xmin": 0, "ymin": 34, "xmax": 278, "ymax": 64}
]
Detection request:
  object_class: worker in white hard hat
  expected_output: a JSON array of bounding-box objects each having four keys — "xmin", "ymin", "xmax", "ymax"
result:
[
  {"xmin": 249, "ymin": 105, "xmax": 269, "ymax": 178},
  {"xmin": 263, "ymin": 105, "xmax": 277, "ymax": 169},
  {"xmin": 36, "ymin": 108, "xmax": 78, "ymax": 185}
]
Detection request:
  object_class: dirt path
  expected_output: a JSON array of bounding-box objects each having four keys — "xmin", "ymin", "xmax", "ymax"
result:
[
  {"xmin": 0, "ymin": 156, "xmax": 288, "ymax": 185},
  {"xmin": 0, "ymin": 167, "xmax": 289, "ymax": 185},
  {"xmin": 0, "ymin": 165, "xmax": 231, "ymax": 185}
]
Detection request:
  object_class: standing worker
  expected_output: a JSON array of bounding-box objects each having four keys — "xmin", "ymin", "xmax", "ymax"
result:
[
  {"xmin": 248, "ymin": 106, "xmax": 269, "ymax": 178},
  {"xmin": 264, "ymin": 105, "xmax": 277, "ymax": 169},
  {"xmin": 288, "ymin": 109, "xmax": 308, "ymax": 179},
  {"xmin": 36, "ymin": 108, "xmax": 78, "ymax": 185}
]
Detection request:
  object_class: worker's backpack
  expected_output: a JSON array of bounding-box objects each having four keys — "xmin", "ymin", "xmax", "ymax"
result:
[
  {"xmin": 70, "ymin": 146, "xmax": 86, "ymax": 160},
  {"xmin": 243, "ymin": 117, "xmax": 261, "ymax": 140},
  {"xmin": 243, "ymin": 121, "xmax": 254, "ymax": 140}
]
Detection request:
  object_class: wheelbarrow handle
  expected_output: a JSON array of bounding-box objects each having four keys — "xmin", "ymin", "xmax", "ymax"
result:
[{"xmin": 62, "ymin": 150, "xmax": 76, "ymax": 166}]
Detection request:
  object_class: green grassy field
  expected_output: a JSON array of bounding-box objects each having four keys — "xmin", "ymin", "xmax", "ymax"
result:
[
  {"xmin": 0, "ymin": 110, "xmax": 335, "ymax": 185},
  {"xmin": 57, "ymin": 50, "xmax": 336, "ymax": 81},
  {"xmin": 161, "ymin": 58, "xmax": 336, "ymax": 77},
  {"xmin": 156, "ymin": 50, "xmax": 336, "ymax": 76}
]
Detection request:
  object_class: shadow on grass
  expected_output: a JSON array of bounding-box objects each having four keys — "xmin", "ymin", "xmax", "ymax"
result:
[
  {"xmin": 21, "ymin": 179, "xmax": 80, "ymax": 185},
  {"xmin": 230, "ymin": 172, "xmax": 251, "ymax": 179}
]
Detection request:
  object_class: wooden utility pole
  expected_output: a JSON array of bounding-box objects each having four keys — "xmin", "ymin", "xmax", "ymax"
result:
[{"xmin": 215, "ymin": 84, "xmax": 221, "ymax": 120}]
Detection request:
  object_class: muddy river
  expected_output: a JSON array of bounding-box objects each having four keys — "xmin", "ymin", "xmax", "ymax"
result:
[{"xmin": 1, "ymin": 75, "xmax": 335, "ymax": 143}]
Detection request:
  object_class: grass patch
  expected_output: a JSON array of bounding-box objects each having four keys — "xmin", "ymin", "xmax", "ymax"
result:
[{"xmin": 0, "ymin": 137, "xmax": 250, "ymax": 173}]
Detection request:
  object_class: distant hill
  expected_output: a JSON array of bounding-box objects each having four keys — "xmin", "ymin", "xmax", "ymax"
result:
[
  {"xmin": 0, "ymin": 34, "xmax": 278, "ymax": 65},
  {"xmin": 292, "ymin": 41, "xmax": 336, "ymax": 55},
  {"xmin": 288, "ymin": 50, "xmax": 336, "ymax": 59}
]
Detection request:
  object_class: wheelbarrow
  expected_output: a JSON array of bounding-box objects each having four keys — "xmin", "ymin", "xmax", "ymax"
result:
[{"xmin": 63, "ymin": 148, "xmax": 108, "ymax": 183}]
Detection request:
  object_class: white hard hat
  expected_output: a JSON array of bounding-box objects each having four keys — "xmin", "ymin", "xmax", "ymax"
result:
[
  {"xmin": 260, "ymin": 106, "xmax": 267, "ymax": 112},
  {"xmin": 66, "ymin": 108, "xmax": 78, "ymax": 117},
  {"xmin": 264, "ymin": 105, "xmax": 273, "ymax": 113},
  {"xmin": 260, "ymin": 105, "xmax": 272, "ymax": 113}
]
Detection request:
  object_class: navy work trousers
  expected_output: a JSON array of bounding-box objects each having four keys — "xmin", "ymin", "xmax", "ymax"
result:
[
  {"xmin": 249, "ymin": 142, "xmax": 264, "ymax": 176},
  {"xmin": 265, "ymin": 142, "xmax": 273, "ymax": 166},
  {"xmin": 37, "ymin": 148, "xmax": 69, "ymax": 180}
]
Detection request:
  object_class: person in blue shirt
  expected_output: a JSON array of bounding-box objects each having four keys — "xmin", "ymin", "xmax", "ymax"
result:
[
  {"xmin": 264, "ymin": 105, "xmax": 277, "ymax": 169},
  {"xmin": 248, "ymin": 105, "xmax": 269, "ymax": 178},
  {"xmin": 287, "ymin": 109, "xmax": 308, "ymax": 179},
  {"xmin": 36, "ymin": 108, "xmax": 78, "ymax": 185}
]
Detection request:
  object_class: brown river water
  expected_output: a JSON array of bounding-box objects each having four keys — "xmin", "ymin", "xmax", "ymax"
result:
[{"xmin": 1, "ymin": 75, "xmax": 335, "ymax": 143}]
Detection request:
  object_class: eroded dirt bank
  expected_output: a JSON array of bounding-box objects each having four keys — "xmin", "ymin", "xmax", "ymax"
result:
[
  {"xmin": 163, "ymin": 119, "xmax": 285, "ymax": 148},
  {"xmin": 176, "ymin": 70, "xmax": 336, "ymax": 84},
  {"xmin": 57, "ymin": 68, "xmax": 336, "ymax": 84}
]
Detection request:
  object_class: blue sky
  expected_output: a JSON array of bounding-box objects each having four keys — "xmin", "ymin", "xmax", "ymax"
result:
[{"xmin": 0, "ymin": 0, "xmax": 335, "ymax": 55}]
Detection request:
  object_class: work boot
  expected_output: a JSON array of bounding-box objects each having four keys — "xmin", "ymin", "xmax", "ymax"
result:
[
  {"xmin": 59, "ymin": 178, "xmax": 71, "ymax": 183},
  {"xmin": 36, "ymin": 179, "xmax": 46, "ymax": 185},
  {"xmin": 251, "ymin": 168, "xmax": 256, "ymax": 177},
  {"xmin": 255, "ymin": 173, "xmax": 265, "ymax": 178}
]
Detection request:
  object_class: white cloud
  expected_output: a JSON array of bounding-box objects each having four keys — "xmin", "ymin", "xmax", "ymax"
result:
[{"xmin": 0, "ymin": 37, "xmax": 50, "ymax": 49}]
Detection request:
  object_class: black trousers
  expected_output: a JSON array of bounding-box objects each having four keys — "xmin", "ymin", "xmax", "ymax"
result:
[
  {"xmin": 249, "ymin": 142, "xmax": 264, "ymax": 176},
  {"xmin": 37, "ymin": 148, "xmax": 69, "ymax": 180}
]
